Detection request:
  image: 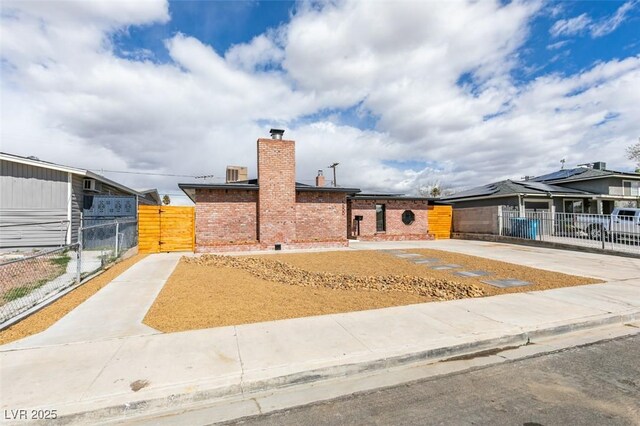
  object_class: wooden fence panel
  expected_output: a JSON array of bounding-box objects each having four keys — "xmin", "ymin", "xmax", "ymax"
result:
[
  {"xmin": 138, "ymin": 205, "xmax": 194, "ymax": 253},
  {"xmin": 428, "ymin": 205, "xmax": 452, "ymax": 239}
]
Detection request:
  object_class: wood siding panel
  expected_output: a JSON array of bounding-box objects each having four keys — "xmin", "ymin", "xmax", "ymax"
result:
[
  {"xmin": 428, "ymin": 205, "xmax": 452, "ymax": 239},
  {"xmin": 138, "ymin": 205, "xmax": 194, "ymax": 253}
]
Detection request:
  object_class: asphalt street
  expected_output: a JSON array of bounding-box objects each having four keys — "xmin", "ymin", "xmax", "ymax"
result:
[{"xmin": 228, "ymin": 334, "xmax": 640, "ymax": 426}]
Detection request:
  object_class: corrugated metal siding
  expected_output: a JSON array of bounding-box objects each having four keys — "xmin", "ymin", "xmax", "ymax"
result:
[
  {"xmin": 0, "ymin": 160, "xmax": 70, "ymax": 248},
  {"xmin": 0, "ymin": 210, "xmax": 69, "ymax": 247}
]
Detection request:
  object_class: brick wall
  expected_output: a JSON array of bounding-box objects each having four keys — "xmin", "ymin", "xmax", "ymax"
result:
[
  {"xmin": 195, "ymin": 189, "xmax": 258, "ymax": 247},
  {"xmin": 295, "ymin": 191, "xmax": 347, "ymax": 242},
  {"xmin": 257, "ymin": 138, "xmax": 296, "ymax": 244},
  {"xmin": 348, "ymin": 199, "xmax": 431, "ymax": 241}
]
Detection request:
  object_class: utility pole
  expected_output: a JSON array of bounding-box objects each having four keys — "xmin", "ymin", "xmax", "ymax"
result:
[{"xmin": 328, "ymin": 163, "xmax": 339, "ymax": 187}]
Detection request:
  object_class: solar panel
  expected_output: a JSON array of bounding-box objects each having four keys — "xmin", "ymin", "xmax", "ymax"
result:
[
  {"xmin": 531, "ymin": 168, "xmax": 587, "ymax": 182},
  {"xmin": 521, "ymin": 181, "xmax": 586, "ymax": 193},
  {"xmin": 445, "ymin": 183, "xmax": 499, "ymax": 198}
]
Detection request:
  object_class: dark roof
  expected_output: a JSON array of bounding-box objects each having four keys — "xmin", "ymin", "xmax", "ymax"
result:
[
  {"xmin": 179, "ymin": 182, "xmax": 259, "ymax": 191},
  {"xmin": 295, "ymin": 185, "xmax": 360, "ymax": 193},
  {"xmin": 532, "ymin": 167, "xmax": 640, "ymax": 183},
  {"xmin": 348, "ymin": 193, "xmax": 435, "ymax": 201},
  {"xmin": 441, "ymin": 179, "xmax": 594, "ymax": 201},
  {"xmin": 178, "ymin": 181, "xmax": 361, "ymax": 202}
]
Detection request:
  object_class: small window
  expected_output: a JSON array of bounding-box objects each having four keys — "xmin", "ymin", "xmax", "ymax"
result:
[
  {"xmin": 376, "ymin": 204, "xmax": 386, "ymax": 232},
  {"xmin": 622, "ymin": 180, "xmax": 639, "ymax": 196},
  {"xmin": 564, "ymin": 200, "xmax": 583, "ymax": 213},
  {"xmin": 402, "ymin": 210, "xmax": 415, "ymax": 225}
]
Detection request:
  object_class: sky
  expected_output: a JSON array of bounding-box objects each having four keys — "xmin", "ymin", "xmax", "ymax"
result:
[{"xmin": 1, "ymin": 0, "xmax": 639, "ymax": 205}]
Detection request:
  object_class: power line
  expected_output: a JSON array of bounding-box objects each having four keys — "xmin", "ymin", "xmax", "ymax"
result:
[{"xmin": 92, "ymin": 169, "xmax": 205, "ymax": 178}]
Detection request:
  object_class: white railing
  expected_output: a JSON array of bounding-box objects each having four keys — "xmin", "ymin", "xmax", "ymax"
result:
[{"xmin": 499, "ymin": 208, "xmax": 640, "ymax": 254}]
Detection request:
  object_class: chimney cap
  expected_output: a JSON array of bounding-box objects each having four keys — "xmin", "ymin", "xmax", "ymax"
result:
[{"xmin": 269, "ymin": 128, "xmax": 285, "ymax": 139}]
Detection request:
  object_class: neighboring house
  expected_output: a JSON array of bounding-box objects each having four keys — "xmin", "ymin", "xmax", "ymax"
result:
[
  {"xmin": 442, "ymin": 162, "xmax": 640, "ymax": 215},
  {"xmin": 138, "ymin": 189, "xmax": 162, "ymax": 206},
  {"xmin": 530, "ymin": 162, "xmax": 640, "ymax": 214},
  {"xmin": 0, "ymin": 152, "xmax": 157, "ymax": 249},
  {"xmin": 440, "ymin": 179, "xmax": 595, "ymax": 213}
]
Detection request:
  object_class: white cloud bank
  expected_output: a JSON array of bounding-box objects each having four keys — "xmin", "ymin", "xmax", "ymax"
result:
[{"xmin": 1, "ymin": 0, "xmax": 639, "ymax": 204}]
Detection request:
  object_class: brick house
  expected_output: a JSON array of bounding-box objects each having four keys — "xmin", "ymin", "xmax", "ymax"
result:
[{"xmin": 180, "ymin": 130, "xmax": 447, "ymax": 252}]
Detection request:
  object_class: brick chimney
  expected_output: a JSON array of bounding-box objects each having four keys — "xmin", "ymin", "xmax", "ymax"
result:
[
  {"xmin": 315, "ymin": 170, "xmax": 325, "ymax": 187},
  {"xmin": 257, "ymin": 129, "xmax": 296, "ymax": 245}
]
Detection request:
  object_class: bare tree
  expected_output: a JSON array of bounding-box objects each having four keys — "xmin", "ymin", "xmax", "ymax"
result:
[
  {"xmin": 162, "ymin": 195, "xmax": 171, "ymax": 205},
  {"xmin": 627, "ymin": 140, "xmax": 640, "ymax": 169},
  {"xmin": 417, "ymin": 180, "xmax": 454, "ymax": 197}
]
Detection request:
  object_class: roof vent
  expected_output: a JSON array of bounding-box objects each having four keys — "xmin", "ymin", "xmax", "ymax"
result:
[
  {"xmin": 269, "ymin": 128, "xmax": 285, "ymax": 140},
  {"xmin": 27, "ymin": 155, "xmax": 39, "ymax": 161}
]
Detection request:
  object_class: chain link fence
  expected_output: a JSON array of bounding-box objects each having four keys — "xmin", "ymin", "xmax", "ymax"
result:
[
  {"xmin": 79, "ymin": 219, "xmax": 137, "ymax": 278},
  {"xmin": 0, "ymin": 218, "xmax": 137, "ymax": 325}
]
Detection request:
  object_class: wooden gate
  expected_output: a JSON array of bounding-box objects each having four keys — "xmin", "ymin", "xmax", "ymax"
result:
[
  {"xmin": 138, "ymin": 205, "xmax": 195, "ymax": 253},
  {"xmin": 428, "ymin": 205, "xmax": 452, "ymax": 239}
]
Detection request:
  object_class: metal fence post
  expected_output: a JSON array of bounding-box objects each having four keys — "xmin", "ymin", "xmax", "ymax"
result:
[
  {"xmin": 115, "ymin": 221, "xmax": 120, "ymax": 258},
  {"xmin": 77, "ymin": 216, "xmax": 83, "ymax": 284}
]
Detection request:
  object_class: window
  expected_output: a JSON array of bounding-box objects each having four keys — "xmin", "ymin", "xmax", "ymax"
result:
[
  {"xmin": 376, "ymin": 204, "xmax": 386, "ymax": 232},
  {"xmin": 622, "ymin": 180, "xmax": 639, "ymax": 196},
  {"xmin": 564, "ymin": 199, "xmax": 583, "ymax": 213},
  {"xmin": 618, "ymin": 210, "xmax": 636, "ymax": 221},
  {"xmin": 402, "ymin": 210, "xmax": 415, "ymax": 225},
  {"xmin": 524, "ymin": 200, "xmax": 550, "ymax": 211}
]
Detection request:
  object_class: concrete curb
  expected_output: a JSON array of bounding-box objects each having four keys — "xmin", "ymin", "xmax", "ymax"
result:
[{"xmin": 49, "ymin": 310, "xmax": 640, "ymax": 426}]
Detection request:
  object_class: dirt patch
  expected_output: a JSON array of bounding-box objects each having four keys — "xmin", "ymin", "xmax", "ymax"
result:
[
  {"xmin": 0, "ymin": 254, "xmax": 146, "ymax": 345},
  {"xmin": 130, "ymin": 379, "xmax": 150, "ymax": 392},
  {"xmin": 0, "ymin": 251, "xmax": 71, "ymax": 305},
  {"xmin": 144, "ymin": 249, "xmax": 599, "ymax": 333}
]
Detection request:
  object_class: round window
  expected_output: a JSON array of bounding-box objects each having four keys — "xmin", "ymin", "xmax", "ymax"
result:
[{"xmin": 402, "ymin": 210, "xmax": 415, "ymax": 225}]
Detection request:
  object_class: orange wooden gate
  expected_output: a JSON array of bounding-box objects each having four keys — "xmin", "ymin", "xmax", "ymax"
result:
[
  {"xmin": 138, "ymin": 205, "xmax": 195, "ymax": 253},
  {"xmin": 428, "ymin": 205, "xmax": 452, "ymax": 239}
]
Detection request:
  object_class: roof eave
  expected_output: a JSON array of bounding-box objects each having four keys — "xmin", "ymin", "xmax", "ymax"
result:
[{"xmin": 0, "ymin": 152, "xmax": 87, "ymax": 175}]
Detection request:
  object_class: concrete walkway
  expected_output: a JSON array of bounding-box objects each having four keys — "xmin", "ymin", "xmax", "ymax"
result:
[
  {"xmin": 1, "ymin": 242, "xmax": 640, "ymax": 424},
  {"xmin": 3, "ymin": 253, "xmax": 182, "ymax": 348}
]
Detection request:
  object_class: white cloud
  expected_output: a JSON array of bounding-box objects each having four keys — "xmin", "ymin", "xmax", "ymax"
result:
[
  {"xmin": 550, "ymin": 1, "xmax": 637, "ymax": 39},
  {"xmin": 1, "ymin": 0, "xmax": 639, "ymax": 204},
  {"xmin": 590, "ymin": 0, "xmax": 638, "ymax": 37},
  {"xmin": 546, "ymin": 40, "xmax": 570, "ymax": 50},
  {"xmin": 549, "ymin": 13, "xmax": 592, "ymax": 37}
]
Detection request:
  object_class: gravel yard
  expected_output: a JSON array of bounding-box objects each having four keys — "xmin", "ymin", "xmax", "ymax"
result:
[{"xmin": 143, "ymin": 249, "xmax": 601, "ymax": 332}]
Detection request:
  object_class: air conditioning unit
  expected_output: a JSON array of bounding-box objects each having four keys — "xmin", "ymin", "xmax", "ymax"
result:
[{"xmin": 83, "ymin": 178, "xmax": 98, "ymax": 192}]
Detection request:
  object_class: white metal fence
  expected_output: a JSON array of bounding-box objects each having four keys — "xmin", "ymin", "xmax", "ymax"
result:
[
  {"xmin": 0, "ymin": 218, "xmax": 137, "ymax": 325},
  {"xmin": 499, "ymin": 208, "xmax": 640, "ymax": 254}
]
